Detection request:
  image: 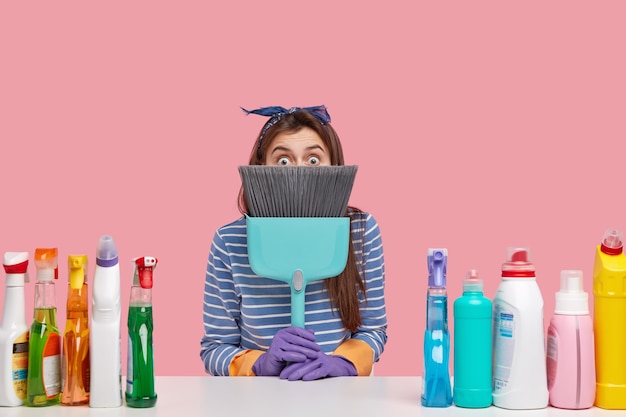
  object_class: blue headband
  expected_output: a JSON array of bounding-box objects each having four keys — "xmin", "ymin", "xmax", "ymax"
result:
[{"xmin": 241, "ymin": 105, "xmax": 331, "ymax": 154}]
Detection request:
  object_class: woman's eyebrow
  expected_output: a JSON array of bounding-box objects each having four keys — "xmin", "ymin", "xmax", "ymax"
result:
[
  {"xmin": 270, "ymin": 145, "xmax": 292, "ymax": 155},
  {"xmin": 305, "ymin": 144, "xmax": 326, "ymax": 153}
]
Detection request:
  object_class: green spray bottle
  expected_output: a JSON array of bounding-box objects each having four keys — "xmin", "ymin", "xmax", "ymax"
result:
[
  {"xmin": 125, "ymin": 256, "xmax": 157, "ymax": 408},
  {"xmin": 27, "ymin": 248, "xmax": 61, "ymax": 406}
]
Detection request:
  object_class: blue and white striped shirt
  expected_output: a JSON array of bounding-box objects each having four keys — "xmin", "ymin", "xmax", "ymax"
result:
[{"xmin": 200, "ymin": 211, "xmax": 388, "ymax": 376}]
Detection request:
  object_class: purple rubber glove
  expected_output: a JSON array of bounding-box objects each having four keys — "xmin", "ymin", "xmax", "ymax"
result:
[
  {"xmin": 279, "ymin": 351, "xmax": 357, "ymax": 381},
  {"xmin": 252, "ymin": 327, "xmax": 321, "ymax": 376}
]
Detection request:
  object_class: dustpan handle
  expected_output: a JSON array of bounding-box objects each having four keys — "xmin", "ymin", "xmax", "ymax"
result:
[{"xmin": 291, "ymin": 285, "xmax": 306, "ymax": 328}]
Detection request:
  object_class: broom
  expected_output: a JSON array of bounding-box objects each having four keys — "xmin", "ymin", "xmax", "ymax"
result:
[{"xmin": 238, "ymin": 165, "xmax": 358, "ymax": 328}]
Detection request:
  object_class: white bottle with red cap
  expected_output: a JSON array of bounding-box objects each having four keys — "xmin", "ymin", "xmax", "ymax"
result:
[
  {"xmin": 492, "ymin": 247, "xmax": 548, "ymax": 409},
  {"xmin": 0, "ymin": 252, "xmax": 30, "ymax": 406}
]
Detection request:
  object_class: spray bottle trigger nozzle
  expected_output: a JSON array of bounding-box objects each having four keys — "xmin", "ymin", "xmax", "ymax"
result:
[
  {"xmin": 135, "ymin": 256, "xmax": 157, "ymax": 289},
  {"xmin": 427, "ymin": 248, "xmax": 448, "ymax": 288}
]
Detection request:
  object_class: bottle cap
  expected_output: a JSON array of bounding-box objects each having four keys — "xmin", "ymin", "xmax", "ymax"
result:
[
  {"xmin": 68, "ymin": 255, "xmax": 88, "ymax": 289},
  {"xmin": 34, "ymin": 248, "xmax": 58, "ymax": 282},
  {"xmin": 600, "ymin": 228, "xmax": 623, "ymax": 255},
  {"xmin": 427, "ymin": 248, "xmax": 447, "ymax": 288},
  {"xmin": 3, "ymin": 251, "xmax": 30, "ymax": 285},
  {"xmin": 463, "ymin": 269, "xmax": 483, "ymax": 292},
  {"xmin": 554, "ymin": 270, "xmax": 589, "ymax": 315},
  {"xmin": 502, "ymin": 247, "xmax": 535, "ymax": 277},
  {"xmin": 96, "ymin": 235, "xmax": 119, "ymax": 267}
]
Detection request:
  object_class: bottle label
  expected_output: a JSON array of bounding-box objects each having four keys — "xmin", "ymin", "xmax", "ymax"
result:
[
  {"xmin": 43, "ymin": 332, "xmax": 61, "ymax": 398},
  {"xmin": 493, "ymin": 306, "xmax": 515, "ymax": 391},
  {"xmin": 546, "ymin": 328, "xmax": 558, "ymax": 389},
  {"xmin": 12, "ymin": 332, "xmax": 29, "ymax": 400},
  {"xmin": 83, "ymin": 344, "xmax": 91, "ymax": 394},
  {"xmin": 421, "ymin": 329, "xmax": 446, "ymax": 396},
  {"xmin": 126, "ymin": 336, "xmax": 134, "ymax": 394},
  {"xmin": 429, "ymin": 330, "xmax": 444, "ymax": 363}
]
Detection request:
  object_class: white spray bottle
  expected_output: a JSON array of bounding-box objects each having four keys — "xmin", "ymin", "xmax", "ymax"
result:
[
  {"xmin": 89, "ymin": 235, "xmax": 122, "ymax": 407},
  {"xmin": 0, "ymin": 252, "xmax": 30, "ymax": 406}
]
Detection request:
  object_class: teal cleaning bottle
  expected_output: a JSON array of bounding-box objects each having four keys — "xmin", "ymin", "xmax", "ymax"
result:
[
  {"xmin": 421, "ymin": 248, "xmax": 452, "ymax": 407},
  {"xmin": 125, "ymin": 256, "xmax": 157, "ymax": 408},
  {"xmin": 453, "ymin": 269, "xmax": 493, "ymax": 408}
]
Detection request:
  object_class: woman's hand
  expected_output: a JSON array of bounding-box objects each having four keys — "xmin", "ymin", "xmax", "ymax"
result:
[
  {"xmin": 252, "ymin": 327, "xmax": 321, "ymax": 376},
  {"xmin": 279, "ymin": 351, "xmax": 357, "ymax": 381}
]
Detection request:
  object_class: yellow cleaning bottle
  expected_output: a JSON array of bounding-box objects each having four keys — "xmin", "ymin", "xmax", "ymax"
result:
[{"xmin": 593, "ymin": 228, "xmax": 626, "ymax": 409}]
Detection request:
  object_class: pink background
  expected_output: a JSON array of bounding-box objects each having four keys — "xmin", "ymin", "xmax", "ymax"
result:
[{"xmin": 1, "ymin": 2, "xmax": 625, "ymax": 377}]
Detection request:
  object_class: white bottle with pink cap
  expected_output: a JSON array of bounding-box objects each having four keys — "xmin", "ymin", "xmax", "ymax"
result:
[
  {"xmin": 492, "ymin": 247, "xmax": 549, "ymax": 409},
  {"xmin": 546, "ymin": 270, "xmax": 595, "ymax": 409}
]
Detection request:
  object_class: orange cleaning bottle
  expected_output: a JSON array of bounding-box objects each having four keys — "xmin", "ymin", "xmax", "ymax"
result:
[{"xmin": 61, "ymin": 255, "xmax": 90, "ymax": 405}]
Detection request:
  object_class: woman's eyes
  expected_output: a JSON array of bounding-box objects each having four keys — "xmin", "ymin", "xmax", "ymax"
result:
[
  {"xmin": 275, "ymin": 155, "xmax": 322, "ymax": 165},
  {"xmin": 307, "ymin": 156, "xmax": 321, "ymax": 165}
]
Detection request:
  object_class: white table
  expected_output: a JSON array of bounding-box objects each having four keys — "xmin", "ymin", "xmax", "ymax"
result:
[{"xmin": 1, "ymin": 377, "xmax": 622, "ymax": 416}]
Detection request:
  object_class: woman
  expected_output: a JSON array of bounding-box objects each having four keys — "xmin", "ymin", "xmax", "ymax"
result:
[{"xmin": 200, "ymin": 105, "xmax": 387, "ymax": 381}]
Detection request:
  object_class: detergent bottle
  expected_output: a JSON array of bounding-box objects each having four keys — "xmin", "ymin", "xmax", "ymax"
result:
[
  {"xmin": 27, "ymin": 248, "xmax": 61, "ymax": 406},
  {"xmin": 126, "ymin": 256, "xmax": 158, "ymax": 408},
  {"xmin": 0, "ymin": 251, "xmax": 30, "ymax": 406},
  {"xmin": 453, "ymin": 269, "xmax": 492, "ymax": 408},
  {"xmin": 61, "ymin": 254, "xmax": 90, "ymax": 406},
  {"xmin": 546, "ymin": 269, "xmax": 595, "ymax": 409},
  {"xmin": 421, "ymin": 248, "xmax": 452, "ymax": 407},
  {"xmin": 89, "ymin": 235, "xmax": 122, "ymax": 408},
  {"xmin": 593, "ymin": 228, "xmax": 626, "ymax": 409},
  {"xmin": 492, "ymin": 247, "xmax": 548, "ymax": 409}
]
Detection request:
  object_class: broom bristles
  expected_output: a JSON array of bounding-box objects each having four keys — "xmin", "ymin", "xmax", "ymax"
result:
[{"xmin": 238, "ymin": 165, "xmax": 358, "ymax": 217}]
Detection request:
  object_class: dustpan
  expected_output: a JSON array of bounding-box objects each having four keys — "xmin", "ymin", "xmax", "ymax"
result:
[
  {"xmin": 240, "ymin": 165, "xmax": 357, "ymax": 329},
  {"xmin": 246, "ymin": 216, "xmax": 350, "ymax": 328}
]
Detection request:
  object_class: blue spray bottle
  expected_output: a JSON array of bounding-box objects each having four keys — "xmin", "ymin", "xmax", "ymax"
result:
[{"xmin": 421, "ymin": 248, "xmax": 452, "ymax": 407}]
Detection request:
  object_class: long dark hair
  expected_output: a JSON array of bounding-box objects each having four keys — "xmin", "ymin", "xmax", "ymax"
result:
[{"xmin": 238, "ymin": 110, "xmax": 366, "ymax": 332}]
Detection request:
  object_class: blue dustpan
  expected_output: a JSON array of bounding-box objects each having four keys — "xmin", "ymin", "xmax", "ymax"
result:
[{"xmin": 246, "ymin": 215, "xmax": 350, "ymax": 328}]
